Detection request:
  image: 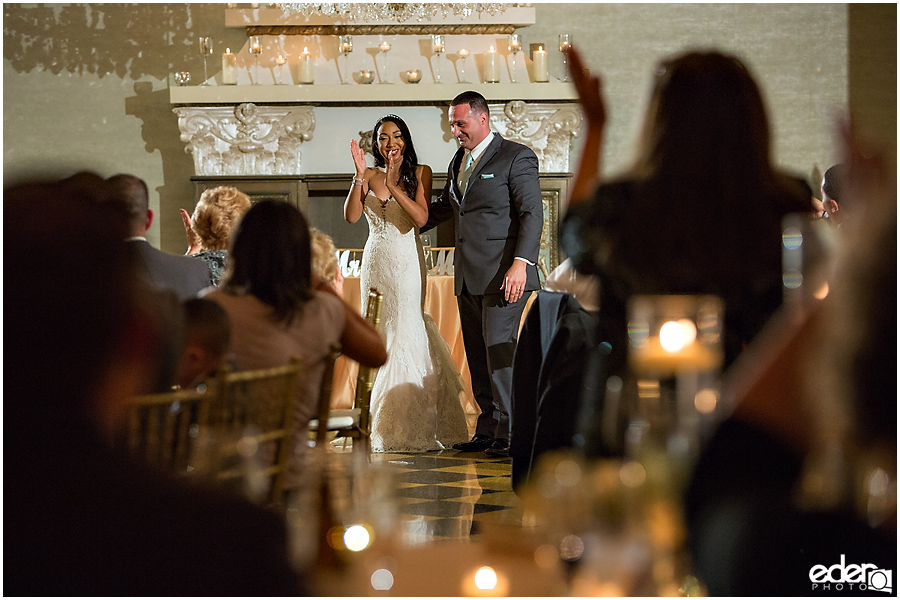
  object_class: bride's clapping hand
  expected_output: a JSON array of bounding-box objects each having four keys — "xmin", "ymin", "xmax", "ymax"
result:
[
  {"xmin": 385, "ymin": 149, "xmax": 401, "ymax": 187},
  {"xmin": 350, "ymin": 139, "xmax": 367, "ymax": 176}
]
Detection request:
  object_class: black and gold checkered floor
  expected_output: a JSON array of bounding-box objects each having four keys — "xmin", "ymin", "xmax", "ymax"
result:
[{"xmin": 370, "ymin": 451, "xmax": 523, "ymax": 545}]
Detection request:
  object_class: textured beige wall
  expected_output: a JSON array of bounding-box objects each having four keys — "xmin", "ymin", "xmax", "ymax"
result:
[
  {"xmin": 3, "ymin": 4, "xmax": 890, "ymax": 253},
  {"xmin": 524, "ymin": 3, "xmax": 850, "ymax": 185}
]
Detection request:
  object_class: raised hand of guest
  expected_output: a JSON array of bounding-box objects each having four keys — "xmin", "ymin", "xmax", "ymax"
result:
[
  {"xmin": 566, "ymin": 45, "xmax": 607, "ymax": 209},
  {"xmin": 180, "ymin": 208, "xmax": 202, "ymax": 255}
]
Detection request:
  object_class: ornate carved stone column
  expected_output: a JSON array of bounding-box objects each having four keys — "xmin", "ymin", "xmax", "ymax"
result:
[
  {"xmin": 173, "ymin": 103, "xmax": 315, "ymax": 175},
  {"xmin": 488, "ymin": 101, "xmax": 582, "ymax": 173}
]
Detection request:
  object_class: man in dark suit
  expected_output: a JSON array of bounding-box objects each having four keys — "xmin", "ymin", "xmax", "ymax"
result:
[
  {"xmin": 4, "ymin": 173, "xmax": 303, "ymax": 596},
  {"xmin": 423, "ymin": 91, "xmax": 543, "ymax": 458},
  {"xmin": 107, "ymin": 173, "xmax": 211, "ymax": 299}
]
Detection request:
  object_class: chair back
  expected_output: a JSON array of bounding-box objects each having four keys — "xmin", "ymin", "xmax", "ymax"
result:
[
  {"xmin": 206, "ymin": 359, "xmax": 303, "ymax": 506},
  {"xmin": 127, "ymin": 387, "xmax": 211, "ymax": 474},
  {"xmin": 354, "ymin": 288, "xmax": 384, "ymax": 445}
]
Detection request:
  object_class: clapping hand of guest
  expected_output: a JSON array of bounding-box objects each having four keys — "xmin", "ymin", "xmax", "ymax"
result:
[{"xmin": 179, "ymin": 208, "xmax": 202, "ymax": 255}]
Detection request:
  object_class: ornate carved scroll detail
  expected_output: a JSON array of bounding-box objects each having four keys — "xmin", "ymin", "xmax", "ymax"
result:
[
  {"xmin": 173, "ymin": 104, "xmax": 315, "ymax": 176},
  {"xmin": 488, "ymin": 101, "xmax": 583, "ymax": 174},
  {"xmin": 245, "ymin": 24, "xmax": 515, "ymax": 36}
]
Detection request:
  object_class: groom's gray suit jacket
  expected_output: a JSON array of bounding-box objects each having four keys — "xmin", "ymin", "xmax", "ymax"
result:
[{"xmin": 424, "ymin": 133, "xmax": 544, "ymax": 295}]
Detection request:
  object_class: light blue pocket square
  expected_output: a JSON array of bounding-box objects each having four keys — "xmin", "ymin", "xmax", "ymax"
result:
[{"xmin": 480, "ymin": 173, "xmax": 494, "ymax": 179}]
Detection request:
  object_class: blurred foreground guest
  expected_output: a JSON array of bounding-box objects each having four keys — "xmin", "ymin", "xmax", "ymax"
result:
[
  {"xmin": 4, "ymin": 173, "xmax": 304, "ymax": 596},
  {"xmin": 563, "ymin": 47, "xmax": 811, "ymax": 374},
  {"xmin": 560, "ymin": 47, "xmax": 810, "ymax": 456},
  {"xmin": 684, "ymin": 128, "xmax": 896, "ymax": 595},
  {"xmin": 310, "ymin": 227, "xmax": 345, "ymax": 297},
  {"xmin": 106, "ymin": 173, "xmax": 211, "ymax": 299},
  {"xmin": 205, "ymin": 200, "xmax": 387, "ymax": 486},
  {"xmin": 180, "ymin": 185, "xmax": 251, "ymax": 285},
  {"xmin": 175, "ymin": 297, "xmax": 232, "ymax": 390}
]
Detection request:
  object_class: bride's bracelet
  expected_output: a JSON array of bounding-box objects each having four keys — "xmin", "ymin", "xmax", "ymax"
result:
[{"xmin": 352, "ymin": 177, "xmax": 365, "ymax": 187}]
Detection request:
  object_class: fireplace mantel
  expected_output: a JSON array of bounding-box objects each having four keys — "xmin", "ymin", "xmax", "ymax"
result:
[{"xmin": 169, "ymin": 82, "xmax": 577, "ymax": 106}]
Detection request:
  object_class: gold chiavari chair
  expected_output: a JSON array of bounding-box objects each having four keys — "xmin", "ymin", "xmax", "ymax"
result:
[
  {"xmin": 127, "ymin": 386, "xmax": 211, "ymax": 474},
  {"xmin": 309, "ymin": 288, "xmax": 383, "ymax": 454},
  {"xmin": 204, "ymin": 358, "xmax": 303, "ymax": 506}
]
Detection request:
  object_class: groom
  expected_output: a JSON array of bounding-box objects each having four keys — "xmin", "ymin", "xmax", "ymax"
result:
[{"xmin": 423, "ymin": 91, "xmax": 543, "ymax": 458}]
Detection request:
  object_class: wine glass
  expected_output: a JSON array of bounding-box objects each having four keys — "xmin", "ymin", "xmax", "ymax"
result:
[
  {"xmin": 508, "ymin": 34, "xmax": 522, "ymax": 83},
  {"xmin": 198, "ymin": 37, "xmax": 213, "ymax": 86},
  {"xmin": 249, "ymin": 36, "xmax": 262, "ymax": 84},
  {"xmin": 378, "ymin": 41, "xmax": 391, "ymax": 83},
  {"xmin": 559, "ymin": 34, "xmax": 572, "ymax": 82},
  {"xmin": 431, "ymin": 35, "xmax": 445, "ymax": 83},
  {"xmin": 339, "ymin": 35, "xmax": 353, "ymax": 84}
]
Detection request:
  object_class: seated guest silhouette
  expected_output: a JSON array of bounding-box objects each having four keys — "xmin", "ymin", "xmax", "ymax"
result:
[
  {"xmin": 106, "ymin": 173, "xmax": 211, "ymax": 299},
  {"xmin": 175, "ymin": 297, "xmax": 233, "ymax": 390},
  {"xmin": 4, "ymin": 172, "xmax": 303, "ymax": 596}
]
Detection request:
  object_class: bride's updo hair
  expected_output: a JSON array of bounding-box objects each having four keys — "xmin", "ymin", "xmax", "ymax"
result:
[{"xmin": 372, "ymin": 114, "xmax": 419, "ymax": 199}]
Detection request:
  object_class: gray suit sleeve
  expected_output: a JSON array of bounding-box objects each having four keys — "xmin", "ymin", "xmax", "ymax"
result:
[
  {"xmin": 421, "ymin": 174, "xmax": 456, "ymax": 233},
  {"xmin": 508, "ymin": 147, "xmax": 543, "ymax": 263}
]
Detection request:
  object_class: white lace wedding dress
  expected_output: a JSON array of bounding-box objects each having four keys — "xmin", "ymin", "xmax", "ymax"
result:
[{"xmin": 359, "ymin": 186, "xmax": 469, "ymax": 452}]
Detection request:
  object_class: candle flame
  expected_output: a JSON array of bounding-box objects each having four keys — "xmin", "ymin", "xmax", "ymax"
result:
[
  {"xmin": 489, "ymin": 46, "xmax": 495, "ymax": 52},
  {"xmin": 226, "ymin": 47, "xmax": 231, "ymax": 53},
  {"xmin": 303, "ymin": 46, "xmax": 309, "ymax": 53},
  {"xmin": 539, "ymin": 46, "xmax": 543, "ymax": 52}
]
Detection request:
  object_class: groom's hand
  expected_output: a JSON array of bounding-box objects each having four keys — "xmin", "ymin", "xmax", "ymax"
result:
[{"xmin": 501, "ymin": 260, "xmax": 528, "ymax": 303}]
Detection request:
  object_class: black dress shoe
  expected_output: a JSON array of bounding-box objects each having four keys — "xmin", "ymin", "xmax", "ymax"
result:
[
  {"xmin": 484, "ymin": 438, "xmax": 509, "ymax": 458},
  {"xmin": 453, "ymin": 434, "xmax": 494, "ymax": 452}
]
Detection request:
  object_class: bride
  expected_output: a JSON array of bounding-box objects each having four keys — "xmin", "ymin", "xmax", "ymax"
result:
[{"xmin": 344, "ymin": 114, "xmax": 469, "ymax": 452}]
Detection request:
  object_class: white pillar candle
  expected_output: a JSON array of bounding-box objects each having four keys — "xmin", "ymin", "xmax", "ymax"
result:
[
  {"xmin": 222, "ymin": 48, "xmax": 237, "ymax": 84},
  {"xmin": 484, "ymin": 46, "xmax": 500, "ymax": 83},
  {"xmin": 298, "ymin": 47, "xmax": 314, "ymax": 84},
  {"xmin": 533, "ymin": 46, "xmax": 548, "ymax": 82}
]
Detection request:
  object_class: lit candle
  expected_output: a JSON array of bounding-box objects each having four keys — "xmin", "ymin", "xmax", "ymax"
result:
[
  {"xmin": 484, "ymin": 46, "xmax": 500, "ymax": 83},
  {"xmin": 250, "ymin": 37, "xmax": 262, "ymax": 55},
  {"xmin": 379, "ymin": 41, "xmax": 391, "ymax": 52},
  {"xmin": 432, "ymin": 35, "xmax": 445, "ymax": 54},
  {"xmin": 222, "ymin": 47, "xmax": 237, "ymax": 84},
  {"xmin": 298, "ymin": 47, "xmax": 314, "ymax": 84},
  {"xmin": 458, "ymin": 48, "xmax": 469, "ymax": 59},
  {"xmin": 533, "ymin": 45, "xmax": 548, "ymax": 82},
  {"xmin": 275, "ymin": 54, "xmax": 286, "ymax": 66}
]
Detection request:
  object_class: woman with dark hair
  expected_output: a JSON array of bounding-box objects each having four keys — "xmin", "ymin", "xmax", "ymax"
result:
[
  {"xmin": 205, "ymin": 200, "xmax": 386, "ymax": 482},
  {"xmin": 563, "ymin": 47, "xmax": 810, "ymax": 379},
  {"xmin": 343, "ymin": 114, "xmax": 468, "ymax": 452}
]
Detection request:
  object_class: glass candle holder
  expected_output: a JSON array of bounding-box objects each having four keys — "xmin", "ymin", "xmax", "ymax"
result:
[
  {"xmin": 431, "ymin": 34, "xmax": 445, "ymax": 83},
  {"xmin": 249, "ymin": 36, "xmax": 262, "ymax": 84},
  {"xmin": 198, "ymin": 36, "xmax": 213, "ymax": 85},
  {"xmin": 338, "ymin": 35, "xmax": 353, "ymax": 84},
  {"xmin": 508, "ymin": 34, "xmax": 522, "ymax": 82},
  {"xmin": 378, "ymin": 41, "xmax": 391, "ymax": 83},
  {"xmin": 559, "ymin": 34, "xmax": 572, "ymax": 82},
  {"xmin": 458, "ymin": 48, "xmax": 469, "ymax": 83}
]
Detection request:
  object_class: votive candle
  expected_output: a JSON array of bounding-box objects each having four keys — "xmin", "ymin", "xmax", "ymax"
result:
[
  {"xmin": 484, "ymin": 46, "xmax": 500, "ymax": 83},
  {"xmin": 298, "ymin": 47, "xmax": 314, "ymax": 84},
  {"xmin": 533, "ymin": 45, "xmax": 549, "ymax": 82},
  {"xmin": 222, "ymin": 48, "xmax": 237, "ymax": 84}
]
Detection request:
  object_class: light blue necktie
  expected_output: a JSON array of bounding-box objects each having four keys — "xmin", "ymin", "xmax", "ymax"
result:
[{"xmin": 458, "ymin": 151, "xmax": 475, "ymax": 195}]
